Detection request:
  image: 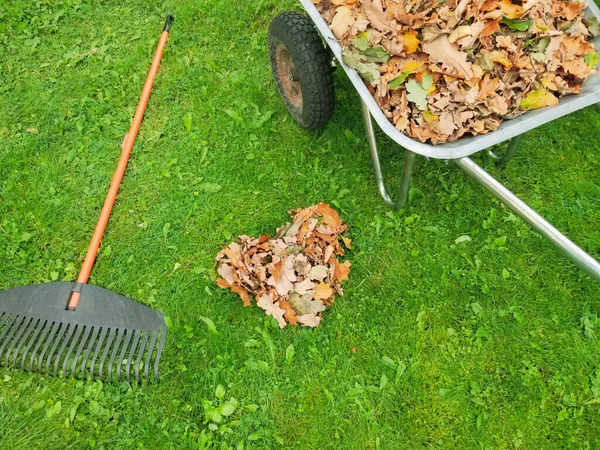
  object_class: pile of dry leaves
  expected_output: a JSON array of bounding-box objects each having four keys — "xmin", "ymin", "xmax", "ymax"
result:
[
  {"xmin": 215, "ymin": 204, "xmax": 352, "ymax": 328},
  {"xmin": 316, "ymin": 0, "xmax": 599, "ymax": 143}
]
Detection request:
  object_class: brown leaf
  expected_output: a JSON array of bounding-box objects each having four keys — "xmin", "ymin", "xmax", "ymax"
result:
[
  {"xmin": 314, "ymin": 283, "xmax": 335, "ymax": 302},
  {"xmin": 230, "ymin": 284, "xmax": 251, "ymax": 307},
  {"xmin": 362, "ymin": 0, "xmax": 395, "ymax": 33},
  {"xmin": 294, "ymin": 278, "xmax": 317, "ymax": 295},
  {"xmin": 223, "ymin": 242, "xmax": 241, "ymax": 266},
  {"xmin": 314, "ymin": 203, "xmax": 343, "ymax": 229},
  {"xmin": 297, "ymin": 314, "xmax": 322, "ymax": 328},
  {"xmin": 216, "ymin": 277, "xmax": 231, "ymax": 289},
  {"xmin": 279, "ymin": 299, "xmax": 299, "ymax": 326},
  {"xmin": 217, "ymin": 263, "xmax": 235, "ymax": 285},
  {"xmin": 334, "ymin": 260, "xmax": 351, "ymax": 282},
  {"xmin": 480, "ymin": 18, "xmax": 500, "ymax": 37},
  {"xmin": 422, "ymin": 36, "xmax": 474, "ymax": 79},
  {"xmin": 330, "ymin": 6, "xmax": 355, "ymax": 39},
  {"xmin": 257, "ymin": 293, "xmax": 287, "ymax": 328}
]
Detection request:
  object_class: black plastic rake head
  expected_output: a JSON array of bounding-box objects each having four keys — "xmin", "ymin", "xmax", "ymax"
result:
[{"xmin": 0, "ymin": 282, "xmax": 167, "ymax": 384}]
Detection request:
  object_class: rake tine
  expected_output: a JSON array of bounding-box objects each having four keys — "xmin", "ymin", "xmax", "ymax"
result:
[
  {"xmin": 144, "ymin": 331, "xmax": 158, "ymax": 383},
  {"xmin": 62, "ymin": 324, "xmax": 84, "ymax": 377},
  {"xmin": 98, "ymin": 328, "xmax": 117, "ymax": 381},
  {"xmin": 11, "ymin": 318, "xmax": 38, "ymax": 367},
  {"xmin": 0, "ymin": 312, "xmax": 11, "ymax": 335},
  {"xmin": 72, "ymin": 326, "xmax": 93, "ymax": 378},
  {"xmin": 125, "ymin": 330, "xmax": 142, "ymax": 383},
  {"xmin": 89, "ymin": 327, "xmax": 108, "ymax": 380},
  {"xmin": 154, "ymin": 329, "xmax": 166, "ymax": 383},
  {"xmin": 107, "ymin": 328, "xmax": 125, "ymax": 383},
  {"xmin": 0, "ymin": 315, "xmax": 25, "ymax": 363},
  {"xmin": 83, "ymin": 326, "xmax": 101, "ymax": 379},
  {"xmin": 46, "ymin": 323, "xmax": 70, "ymax": 375},
  {"xmin": 116, "ymin": 329, "xmax": 133, "ymax": 381},
  {"xmin": 30, "ymin": 320, "xmax": 53, "ymax": 371},
  {"xmin": 134, "ymin": 330, "xmax": 150, "ymax": 383},
  {"xmin": 21, "ymin": 319, "xmax": 45, "ymax": 370},
  {"xmin": 53, "ymin": 323, "xmax": 76, "ymax": 376},
  {"xmin": 38, "ymin": 322, "xmax": 61, "ymax": 373},
  {"xmin": 4, "ymin": 317, "xmax": 33, "ymax": 367}
]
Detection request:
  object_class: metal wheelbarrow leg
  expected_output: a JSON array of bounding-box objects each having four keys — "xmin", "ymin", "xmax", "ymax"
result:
[{"xmin": 361, "ymin": 103, "xmax": 600, "ymax": 283}]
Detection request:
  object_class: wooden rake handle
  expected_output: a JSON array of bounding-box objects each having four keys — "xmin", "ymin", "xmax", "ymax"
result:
[{"xmin": 68, "ymin": 15, "xmax": 174, "ymax": 310}]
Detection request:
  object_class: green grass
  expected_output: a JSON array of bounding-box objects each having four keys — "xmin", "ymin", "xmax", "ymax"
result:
[{"xmin": 1, "ymin": 0, "xmax": 600, "ymax": 448}]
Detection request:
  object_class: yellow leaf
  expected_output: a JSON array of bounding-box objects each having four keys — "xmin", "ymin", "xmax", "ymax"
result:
[
  {"xmin": 520, "ymin": 89, "xmax": 559, "ymax": 111},
  {"xmin": 401, "ymin": 60, "xmax": 425, "ymax": 73},
  {"xmin": 423, "ymin": 110, "xmax": 438, "ymax": 125},
  {"xmin": 499, "ymin": 0, "xmax": 523, "ymax": 19},
  {"xmin": 490, "ymin": 51, "xmax": 512, "ymax": 68},
  {"xmin": 403, "ymin": 31, "xmax": 420, "ymax": 54}
]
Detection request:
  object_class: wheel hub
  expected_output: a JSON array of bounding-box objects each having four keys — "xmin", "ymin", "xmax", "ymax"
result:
[{"xmin": 275, "ymin": 44, "xmax": 302, "ymax": 108}]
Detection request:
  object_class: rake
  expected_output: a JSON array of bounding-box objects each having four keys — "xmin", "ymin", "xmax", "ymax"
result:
[{"xmin": 0, "ymin": 15, "xmax": 174, "ymax": 383}]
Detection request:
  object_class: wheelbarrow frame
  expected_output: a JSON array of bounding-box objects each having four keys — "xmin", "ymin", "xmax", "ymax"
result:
[{"xmin": 295, "ymin": 0, "xmax": 600, "ymax": 283}]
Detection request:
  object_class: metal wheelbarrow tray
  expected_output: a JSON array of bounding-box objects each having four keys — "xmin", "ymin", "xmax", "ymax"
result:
[{"xmin": 271, "ymin": 0, "xmax": 600, "ymax": 282}]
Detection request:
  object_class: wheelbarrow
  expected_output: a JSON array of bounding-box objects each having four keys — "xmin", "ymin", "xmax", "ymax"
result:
[{"xmin": 267, "ymin": 0, "xmax": 600, "ymax": 283}]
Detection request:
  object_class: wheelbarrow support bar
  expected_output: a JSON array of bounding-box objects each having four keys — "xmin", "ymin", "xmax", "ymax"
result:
[{"xmin": 454, "ymin": 157, "xmax": 600, "ymax": 283}]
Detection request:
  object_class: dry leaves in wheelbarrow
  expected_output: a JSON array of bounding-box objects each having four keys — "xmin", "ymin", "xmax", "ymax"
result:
[
  {"xmin": 316, "ymin": 0, "xmax": 599, "ymax": 144},
  {"xmin": 215, "ymin": 204, "xmax": 352, "ymax": 328}
]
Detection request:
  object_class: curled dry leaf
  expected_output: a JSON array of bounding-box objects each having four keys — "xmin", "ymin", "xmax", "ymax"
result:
[
  {"xmin": 215, "ymin": 204, "xmax": 352, "ymax": 328},
  {"xmin": 316, "ymin": 0, "xmax": 599, "ymax": 144}
]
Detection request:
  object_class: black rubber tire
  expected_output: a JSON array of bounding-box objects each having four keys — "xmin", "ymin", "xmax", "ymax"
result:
[{"xmin": 268, "ymin": 12, "xmax": 335, "ymax": 130}]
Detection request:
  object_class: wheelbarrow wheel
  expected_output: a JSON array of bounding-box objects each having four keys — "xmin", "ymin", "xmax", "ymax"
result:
[{"xmin": 268, "ymin": 12, "xmax": 335, "ymax": 130}]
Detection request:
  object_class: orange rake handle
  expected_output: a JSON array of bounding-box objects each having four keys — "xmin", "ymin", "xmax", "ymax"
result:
[{"xmin": 68, "ymin": 15, "xmax": 173, "ymax": 310}]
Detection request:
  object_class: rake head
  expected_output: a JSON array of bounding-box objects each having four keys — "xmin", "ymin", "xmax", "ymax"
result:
[{"xmin": 0, "ymin": 282, "xmax": 167, "ymax": 383}]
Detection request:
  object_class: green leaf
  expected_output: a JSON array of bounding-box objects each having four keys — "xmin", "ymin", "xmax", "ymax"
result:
[
  {"xmin": 381, "ymin": 356, "xmax": 396, "ymax": 368},
  {"xmin": 584, "ymin": 17, "xmax": 600, "ymax": 36},
  {"xmin": 585, "ymin": 52, "xmax": 598, "ymax": 68},
  {"xmin": 557, "ymin": 407, "xmax": 570, "ymax": 422},
  {"xmin": 247, "ymin": 432, "xmax": 262, "ymax": 441},
  {"xmin": 455, "ymin": 235, "xmax": 472, "ymax": 244},
  {"xmin": 388, "ymin": 72, "xmax": 410, "ymax": 89},
  {"xmin": 500, "ymin": 18, "xmax": 532, "ymax": 31},
  {"xmin": 363, "ymin": 45, "xmax": 391, "ymax": 63},
  {"xmin": 199, "ymin": 315, "xmax": 218, "ymax": 334},
  {"xmin": 395, "ymin": 362, "xmax": 407, "ymax": 384},
  {"xmin": 502, "ymin": 268, "xmax": 510, "ymax": 279},
  {"xmin": 225, "ymin": 109, "xmax": 244, "ymax": 124},
  {"xmin": 405, "ymin": 79, "xmax": 428, "ymax": 110},
  {"xmin": 88, "ymin": 400, "xmax": 101, "ymax": 415},
  {"xmin": 205, "ymin": 407, "xmax": 223, "ymax": 424},
  {"xmin": 183, "ymin": 112, "xmax": 192, "ymax": 134},
  {"xmin": 19, "ymin": 232, "xmax": 32, "ymax": 242},
  {"xmin": 380, "ymin": 373, "xmax": 389, "ymax": 390},
  {"xmin": 215, "ymin": 384, "xmax": 225, "ymax": 399},
  {"xmin": 285, "ymin": 344, "xmax": 295, "ymax": 366},
  {"xmin": 197, "ymin": 183, "xmax": 222, "ymax": 193},
  {"xmin": 342, "ymin": 46, "xmax": 386, "ymax": 86},
  {"xmin": 421, "ymin": 72, "xmax": 433, "ymax": 91},
  {"xmin": 46, "ymin": 400, "xmax": 61, "ymax": 418},
  {"xmin": 162, "ymin": 222, "xmax": 171, "ymax": 238},
  {"xmin": 350, "ymin": 35, "xmax": 370, "ymax": 52},
  {"xmin": 495, "ymin": 236, "xmax": 507, "ymax": 247},
  {"xmin": 218, "ymin": 402, "xmax": 237, "ymax": 416}
]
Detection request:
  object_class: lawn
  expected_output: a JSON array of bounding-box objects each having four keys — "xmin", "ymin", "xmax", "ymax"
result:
[{"xmin": 1, "ymin": 0, "xmax": 600, "ymax": 448}]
